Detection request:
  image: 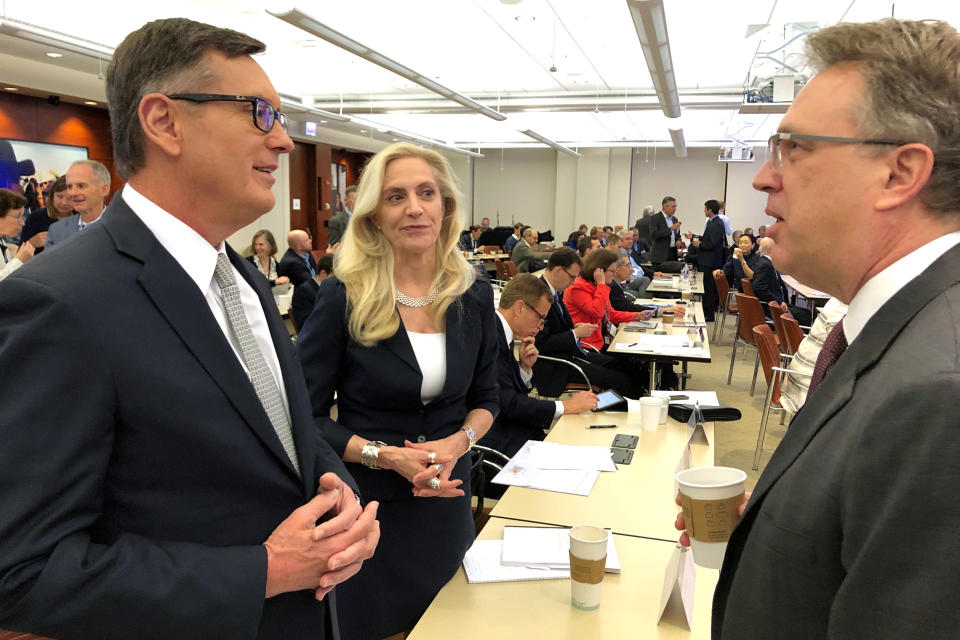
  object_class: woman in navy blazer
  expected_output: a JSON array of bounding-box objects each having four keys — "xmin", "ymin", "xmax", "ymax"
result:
[{"xmin": 298, "ymin": 143, "xmax": 499, "ymax": 639}]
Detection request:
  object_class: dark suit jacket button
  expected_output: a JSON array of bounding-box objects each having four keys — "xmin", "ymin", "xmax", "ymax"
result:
[
  {"xmin": 416, "ymin": 435, "xmax": 426, "ymax": 443},
  {"xmin": 418, "ymin": 409, "xmax": 426, "ymax": 417}
]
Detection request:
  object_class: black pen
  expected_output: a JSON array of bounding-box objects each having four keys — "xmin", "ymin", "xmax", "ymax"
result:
[
  {"xmin": 587, "ymin": 424, "xmax": 617, "ymax": 429},
  {"xmin": 628, "ymin": 342, "xmax": 639, "ymax": 347}
]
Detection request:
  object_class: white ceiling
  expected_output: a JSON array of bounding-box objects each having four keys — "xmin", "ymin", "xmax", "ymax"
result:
[{"xmin": 2, "ymin": 0, "xmax": 960, "ymax": 153}]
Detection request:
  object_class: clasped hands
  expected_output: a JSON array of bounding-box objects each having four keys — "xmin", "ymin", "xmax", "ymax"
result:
[
  {"xmin": 264, "ymin": 472, "xmax": 380, "ymax": 601},
  {"xmin": 376, "ymin": 437, "xmax": 466, "ymax": 499}
]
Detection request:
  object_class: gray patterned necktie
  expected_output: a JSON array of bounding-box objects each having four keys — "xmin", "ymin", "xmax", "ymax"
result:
[{"xmin": 213, "ymin": 254, "xmax": 300, "ymax": 474}]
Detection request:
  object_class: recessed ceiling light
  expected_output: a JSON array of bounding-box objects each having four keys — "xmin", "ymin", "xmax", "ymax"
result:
[
  {"xmin": 319, "ymin": 120, "xmax": 328, "ymax": 124},
  {"xmin": 84, "ymin": 101, "xmax": 97, "ymax": 106},
  {"xmin": 4, "ymin": 87, "xmax": 19, "ymax": 92},
  {"xmin": 46, "ymin": 52, "xmax": 63, "ymax": 58},
  {"xmin": 359, "ymin": 129, "xmax": 367, "ymax": 133}
]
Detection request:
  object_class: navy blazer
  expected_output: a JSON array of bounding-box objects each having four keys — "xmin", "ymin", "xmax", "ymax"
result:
[
  {"xmin": 0, "ymin": 196, "xmax": 357, "ymax": 639},
  {"xmin": 481, "ymin": 318, "xmax": 554, "ymax": 457},
  {"xmin": 696, "ymin": 215, "xmax": 726, "ymax": 270},
  {"xmin": 297, "ymin": 276, "xmax": 500, "ymax": 502},
  {"xmin": 534, "ymin": 277, "xmax": 582, "ymax": 359},
  {"xmin": 277, "ymin": 248, "xmax": 316, "ymax": 286}
]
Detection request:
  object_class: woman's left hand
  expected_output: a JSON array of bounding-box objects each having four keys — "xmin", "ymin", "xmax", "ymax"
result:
[
  {"xmin": 275, "ymin": 276, "xmax": 290, "ymax": 285},
  {"xmin": 670, "ymin": 304, "xmax": 686, "ymax": 319},
  {"xmin": 404, "ymin": 437, "xmax": 466, "ymax": 498}
]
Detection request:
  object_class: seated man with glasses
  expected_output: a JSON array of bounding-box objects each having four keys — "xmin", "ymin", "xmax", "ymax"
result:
[{"xmin": 483, "ymin": 274, "xmax": 598, "ymax": 461}]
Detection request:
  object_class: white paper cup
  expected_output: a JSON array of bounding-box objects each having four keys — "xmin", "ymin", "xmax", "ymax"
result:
[
  {"xmin": 676, "ymin": 466, "xmax": 747, "ymax": 569},
  {"xmin": 672, "ymin": 276, "xmax": 680, "ymax": 288},
  {"xmin": 638, "ymin": 397, "xmax": 661, "ymax": 431},
  {"xmin": 569, "ymin": 525, "xmax": 608, "ymax": 610},
  {"xmin": 658, "ymin": 396, "xmax": 669, "ymax": 424}
]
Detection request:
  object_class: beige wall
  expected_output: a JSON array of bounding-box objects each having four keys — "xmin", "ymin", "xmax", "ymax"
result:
[{"xmin": 472, "ymin": 148, "xmax": 558, "ymax": 231}]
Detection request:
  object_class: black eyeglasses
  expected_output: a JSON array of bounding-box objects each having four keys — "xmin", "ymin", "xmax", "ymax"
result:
[
  {"xmin": 767, "ymin": 132, "xmax": 907, "ymax": 169},
  {"xmin": 562, "ymin": 268, "xmax": 579, "ymax": 280},
  {"xmin": 167, "ymin": 93, "xmax": 288, "ymax": 133},
  {"xmin": 523, "ymin": 301, "xmax": 548, "ymax": 323}
]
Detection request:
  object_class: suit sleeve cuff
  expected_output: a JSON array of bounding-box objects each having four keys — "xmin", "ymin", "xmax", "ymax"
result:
[{"xmin": 554, "ymin": 401, "xmax": 564, "ymax": 419}]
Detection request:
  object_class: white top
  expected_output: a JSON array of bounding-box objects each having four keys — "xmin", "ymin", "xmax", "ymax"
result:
[
  {"xmin": 121, "ymin": 184, "xmax": 291, "ymax": 418},
  {"xmin": 407, "ymin": 331, "xmax": 446, "ymax": 403},
  {"xmin": 844, "ymin": 231, "xmax": 960, "ymax": 345},
  {"xmin": 0, "ymin": 243, "xmax": 23, "ymax": 282}
]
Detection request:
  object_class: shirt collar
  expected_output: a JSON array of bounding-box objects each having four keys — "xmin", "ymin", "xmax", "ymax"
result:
[
  {"xmin": 122, "ymin": 183, "xmax": 226, "ymax": 293},
  {"xmin": 543, "ymin": 276, "xmax": 557, "ymax": 297},
  {"xmin": 844, "ymin": 231, "xmax": 960, "ymax": 344},
  {"xmin": 495, "ymin": 309, "xmax": 515, "ymax": 344}
]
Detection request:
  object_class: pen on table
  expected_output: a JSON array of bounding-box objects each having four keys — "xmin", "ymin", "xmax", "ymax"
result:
[
  {"xmin": 628, "ymin": 342, "xmax": 638, "ymax": 347},
  {"xmin": 698, "ymin": 326, "xmax": 705, "ymax": 342},
  {"xmin": 587, "ymin": 424, "xmax": 617, "ymax": 429}
]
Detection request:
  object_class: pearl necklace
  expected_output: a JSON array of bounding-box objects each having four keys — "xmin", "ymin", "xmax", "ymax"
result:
[{"xmin": 395, "ymin": 286, "xmax": 439, "ymax": 308}]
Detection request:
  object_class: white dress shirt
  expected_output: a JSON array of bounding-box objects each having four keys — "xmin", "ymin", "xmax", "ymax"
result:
[
  {"xmin": 0, "ymin": 242, "xmax": 24, "ymax": 282},
  {"xmin": 121, "ymin": 184, "xmax": 291, "ymax": 418},
  {"xmin": 844, "ymin": 231, "xmax": 960, "ymax": 345}
]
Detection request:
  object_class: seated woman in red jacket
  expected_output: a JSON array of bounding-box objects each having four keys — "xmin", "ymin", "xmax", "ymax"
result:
[{"xmin": 564, "ymin": 249, "xmax": 685, "ymax": 351}]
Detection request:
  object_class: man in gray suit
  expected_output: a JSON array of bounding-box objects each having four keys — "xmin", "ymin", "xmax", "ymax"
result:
[
  {"xmin": 678, "ymin": 19, "xmax": 960, "ymax": 639},
  {"xmin": 648, "ymin": 196, "xmax": 680, "ymax": 267},
  {"xmin": 45, "ymin": 159, "xmax": 110, "ymax": 249},
  {"xmin": 510, "ymin": 226, "xmax": 552, "ymax": 273},
  {"xmin": 327, "ymin": 184, "xmax": 355, "ymax": 246}
]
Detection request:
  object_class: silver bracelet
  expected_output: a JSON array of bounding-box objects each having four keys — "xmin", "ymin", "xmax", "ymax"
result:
[
  {"xmin": 360, "ymin": 440, "xmax": 387, "ymax": 470},
  {"xmin": 459, "ymin": 425, "xmax": 477, "ymax": 450}
]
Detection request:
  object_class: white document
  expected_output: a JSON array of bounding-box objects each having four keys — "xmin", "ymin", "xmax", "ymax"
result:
[
  {"xmin": 491, "ymin": 464, "xmax": 600, "ymax": 496},
  {"xmin": 463, "ymin": 540, "xmax": 568, "ymax": 583},
  {"xmin": 658, "ymin": 546, "xmax": 697, "ymax": 629},
  {"xmin": 652, "ymin": 390, "xmax": 720, "ymax": 407},
  {"xmin": 527, "ymin": 441, "xmax": 617, "ymax": 472},
  {"xmin": 500, "ymin": 527, "xmax": 621, "ymax": 573}
]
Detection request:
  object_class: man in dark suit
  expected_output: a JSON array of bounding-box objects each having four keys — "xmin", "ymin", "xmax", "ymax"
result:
[
  {"xmin": 649, "ymin": 196, "xmax": 681, "ymax": 268},
  {"xmin": 484, "ymin": 274, "xmax": 597, "ymax": 458},
  {"xmin": 690, "ymin": 199, "xmax": 726, "ymax": 321},
  {"xmin": 634, "ymin": 205, "xmax": 655, "ymax": 252},
  {"xmin": 533, "ymin": 247, "xmax": 645, "ymax": 398},
  {"xmin": 326, "ymin": 185, "xmax": 355, "ymax": 246},
  {"xmin": 278, "ymin": 229, "xmax": 317, "ymax": 286},
  {"xmin": 677, "ymin": 19, "xmax": 960, "ymax": 639},
  {"xmin": 291, "ymin": 254, "xmax": 333, "ymax": 333},
  {"xmin": 0, "ymin": 19, "xmax": 379, "ymax": 639}
]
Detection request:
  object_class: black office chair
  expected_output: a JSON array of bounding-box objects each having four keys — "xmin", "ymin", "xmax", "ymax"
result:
[
  {"xmin": 470, "ymin": 444, "xmax": 511, "ymax": 533},
  {"xmin": 532, "ymin": 354, "xmax": 595, "ymax": 398}
]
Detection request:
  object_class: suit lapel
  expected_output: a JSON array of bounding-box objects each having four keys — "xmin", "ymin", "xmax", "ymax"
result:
[
  {"xmin": 382, "ymin": 313, "xmax": 423, "ymax": 377},
  {"xmin": 496, "ymin": 316, "xmax": 528, "ymax": 393},
  {"xmin": 742, "ymin": 242, "xmax": 960, "ymax": 518},
  {"xmin": 103, "ymin": 199, "xmax": 302, "ymax": 482}
]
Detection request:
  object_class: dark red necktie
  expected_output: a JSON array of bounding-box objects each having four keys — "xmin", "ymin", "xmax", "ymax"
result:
[{"xmin": 807, "ymin": 318, "xmax": 847, "ymax": 397}]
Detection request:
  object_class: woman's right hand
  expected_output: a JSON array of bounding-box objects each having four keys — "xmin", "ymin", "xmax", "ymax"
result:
[
  {"xmin": 712, "ymin": 269, "xmax": 724, "ymax": 279},
  {"xmin": 15, "ymin": 242, "xmax": 35, "ymax": 264},
  {"xmin": 734, "ymin": 247, "xmax": 743, "ymax": 261},
  {"xmin": 593, "ymin": 267, "xmax": 605, "ymax": 285},
  {"xmin": 378, "ymin": 444, "xmax": 456, "ymax": 492}
]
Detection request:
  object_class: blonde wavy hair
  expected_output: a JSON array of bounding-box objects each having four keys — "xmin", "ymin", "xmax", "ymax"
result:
[{"xmin": 334, "ymin": 143, "xmax": 475, "ymax": 347}]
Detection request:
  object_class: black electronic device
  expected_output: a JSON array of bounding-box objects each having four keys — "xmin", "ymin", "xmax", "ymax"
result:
[
  {"xmin": 592, "ymin": 389, "xmax": 627, "ymax": 412},
  {"xmin": 612, "ymin": 434, "xmax": 638, "ymax": 449},
  {"xmin": 610, "ymin": 449, "xmax": 634, "ymax": 465}
]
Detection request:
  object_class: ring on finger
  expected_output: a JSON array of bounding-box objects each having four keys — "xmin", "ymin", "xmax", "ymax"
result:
[
  {"xmin": 429, "ymin": 477, "xmax": 441, "ymax": 491},
  {"xmin": 427, "ymin": 451, "xmax": 437, "ymax": 465},
  {"xmin": 435, "ymin": 463, "xmax": 443, "ymax": 473}
]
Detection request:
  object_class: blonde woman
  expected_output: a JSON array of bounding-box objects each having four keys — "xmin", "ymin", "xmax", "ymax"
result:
[{"xmin": 297, "ymin": 143, "xmax": 498, "ymax": 638}]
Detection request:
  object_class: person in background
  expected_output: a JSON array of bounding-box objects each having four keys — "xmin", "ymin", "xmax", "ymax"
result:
[
  {"xmin": 297, "ymin": 142, "xmax": 499, "ymax": 639},
  {"xmin": 458, "ymin": 223, "xmax": 483, "ymax": 253},
  {"xmin": 599, "ymin": 225, "xmax": 613, "ymax": 246},
  {"xmin": 0, "ymin": 188, "xmax": 35, "ymax": 281},
  {"xmin": 650, "ymin": 196, "xmax": 681, "ymax": 267},
  {"xmin": 480, "ymin": 217, "xmax": 491, "ymax": 232},
  {"xmin": 505, "ymin": 221, "xmax": 524, "ymax": 253},
  {"xmin": 757, "ymin": 224, "xmax": 767, "ymax": 238},
  {"xmin": 717, "ymin": 232, "xmax": 760, "ymax": 293},
  {"xmin": 21, "ymin": 175, "xmax": 73, "ymax": 254},
  {"xmin": 510, "ymin": 226, "xmax": 552, "ymax": 272},
  {"xmin": 690, "ymin": 199, "xmax": 726, "ymax": 322},
  {"xmin": 246, "ymin": 229, "xmax": 290, "ymax": 287},
  {"xmin": 635, "ymin": 204, "xmax": 656, "ymax": 252},
  {"xmin": 779, "ymin": 297, "xmax": 847, "ymax": 415},
  {"xmin": 742, "ymin": 226, "xmax": 754, "ymax": 236},
  {"xmin": 327, "ymin": 184, "xmax": 356, "ymax": 246},
  {"xmin": 45, "ymin": 160, "xmax": 110, "ymax": 250},
  {"xmin": 277, "ymin": 229, "xmax": 316, "ymax": 286},
  {"xmin": 291, "ymin": 254, "xmax": 333, "ymax": 333},
  {"xmin": 566, "ymin": 223, "xmax": 587, "ymax": 249},
  {"xmin": 577, "ymin": 234, "xmax": 600, "ymax": 257},
  {"xmin": 484, "ymin": 273, "xmax": 598, "ymax": 459}
]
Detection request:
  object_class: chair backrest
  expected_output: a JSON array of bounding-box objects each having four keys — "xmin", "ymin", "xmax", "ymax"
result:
[
  {"xmin": 768, "ymin": 301, "xmax": 787, "ymax": 349},
  {"xmin": 494, "ymin": 258, "xmax": 507, "ymax": 282},
  {"xmin": 504, "ymin": 259, "xmax": 519, "ymax": 279},
  {"xmin": 714, "ymin": 271, "xmax": 731, "ymax": 311},
  {"xmin": 735, "ymin": 293, "xmax": 765, "ymax": 346},
  {"xmin": 741, "ymin": 277, "xmax": 756, "ymax": 297},
  {"xmin": 780, "ymin": 313, "xmax": 806, "ymax": 355},
  {"xmin": 753, "ymin": 324, "xmax": 783, "ymax": 405}
]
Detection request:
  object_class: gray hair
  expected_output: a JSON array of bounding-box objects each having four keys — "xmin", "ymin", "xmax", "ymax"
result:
[
  {"xmin": 642, "ymin": 204, "xmax": 655, "ymax": 215},
  {"xmin": 106, "ymin": 18, "xmax": 265, "ymax": 179},
  {"xmin": 806, "ymin": 19, "xmax": 960, "ymax": 215},
  {"xmin": 69, "ymin": 159, "xmax": 111, "ymax": 187}
]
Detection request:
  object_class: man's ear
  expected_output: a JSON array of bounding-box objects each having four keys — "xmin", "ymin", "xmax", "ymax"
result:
[
  {"xmin": 139, "ymin": 93, "xmax": 184, "ymax": 160},
  {"xmin": 875, "ymin": 143, "xmax": 935, "ymax": 211}
]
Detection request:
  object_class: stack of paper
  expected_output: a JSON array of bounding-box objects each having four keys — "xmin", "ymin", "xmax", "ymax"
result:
[{"xmin": 490, "ymin": 441, "xmax": 616, "ymax": 496}]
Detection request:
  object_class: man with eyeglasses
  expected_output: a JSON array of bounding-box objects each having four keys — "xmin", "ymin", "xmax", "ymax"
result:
[
  {"xmin": 278, "ymin": 228, "xmax": 317, "ymax": 286},
  {"xmin": 483, "ymin": 274, "xmax": 597, "ymax": 462},
  {"xmin": 0, "ymin": 18, "xmax": 378, "ymax": 640},
  {"xmin": 677, "ymin": 19, "xmax": 960, "ymax": 640}
]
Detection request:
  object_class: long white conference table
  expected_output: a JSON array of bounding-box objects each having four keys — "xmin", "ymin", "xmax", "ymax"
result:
[{"xmin": 409, "ymin": 411, "xmax": 719, "ymax": 639}]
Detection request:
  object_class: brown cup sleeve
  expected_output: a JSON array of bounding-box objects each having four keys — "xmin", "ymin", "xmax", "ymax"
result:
[
  {"xmin": 569, "ymin": 552, "xmax": 606, "ymax": 585},
  {"xmin": 679, "ymin": 491, "xmax": 744, "ymax": 543}
]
